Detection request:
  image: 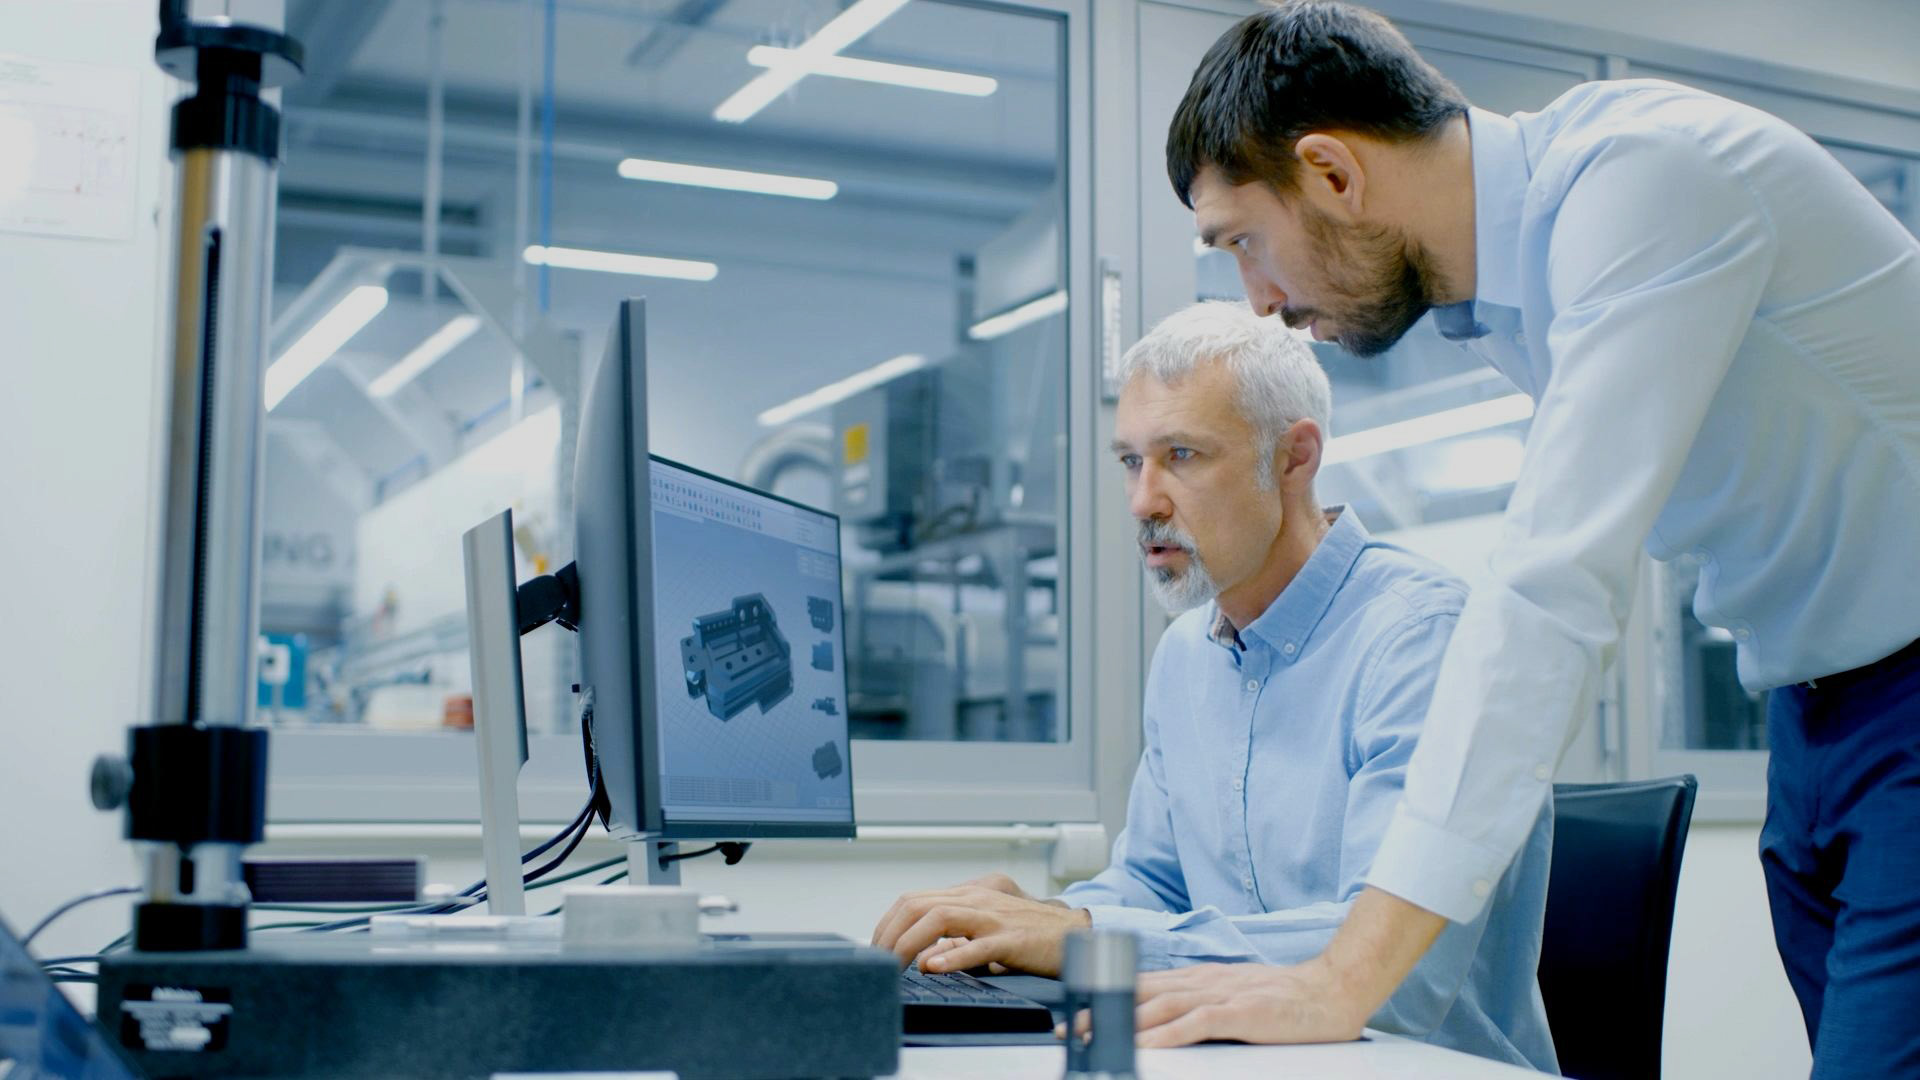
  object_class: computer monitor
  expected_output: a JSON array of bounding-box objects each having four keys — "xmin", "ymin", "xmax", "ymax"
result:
[{"xmin": 573, "ymin": 298, "xmax": 856, "ymax": 841}]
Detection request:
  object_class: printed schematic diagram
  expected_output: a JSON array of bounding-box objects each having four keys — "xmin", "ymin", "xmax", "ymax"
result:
[{"xmin": 681, "ymin": 594, "xmax": 793, "ymax": 720}]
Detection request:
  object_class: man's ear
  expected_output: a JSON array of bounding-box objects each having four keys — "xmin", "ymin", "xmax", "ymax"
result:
[
  {"xmin": 1279, "ymin": 417, "xmax": 1324, "ymax": 495},
  {"xmin": 1293, "ymin": 134, "xmax": 1366, "ymax": 220}
]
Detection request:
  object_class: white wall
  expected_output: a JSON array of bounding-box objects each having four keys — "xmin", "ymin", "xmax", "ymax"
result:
[
  {"xmin": 0, "ymin": 0, "xmax": 175, "ymax": 960},
  {"xmin": 1667, "ymin": 825, "xmax": 1812, "ymax": 1078}
]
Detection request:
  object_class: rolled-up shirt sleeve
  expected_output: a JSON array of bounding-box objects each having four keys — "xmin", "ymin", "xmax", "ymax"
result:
[{"xmin": 1367, "ymin": 127, "xmax": 1778, "ymax": 923}]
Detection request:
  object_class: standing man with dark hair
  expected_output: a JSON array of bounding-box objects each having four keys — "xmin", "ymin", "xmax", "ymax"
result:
[{"xmin": 1137, "ymin": 3, "xmax": 1920, "ymax": 1076}]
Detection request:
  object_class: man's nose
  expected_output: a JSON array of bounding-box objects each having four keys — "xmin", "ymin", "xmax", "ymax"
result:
[
  {"xmin": 1129, "ymin": 464, "xmax": 1173, "ymax": 521},
  {"xmin": 1244, "ymin": 271, "xmax": 1287, "ymax": 318}
]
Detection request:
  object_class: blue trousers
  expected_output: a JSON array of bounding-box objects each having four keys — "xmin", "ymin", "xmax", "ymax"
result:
[{"xmin": 1761, "ymin": 639, "xmax": 1920, "ymax": 1079}]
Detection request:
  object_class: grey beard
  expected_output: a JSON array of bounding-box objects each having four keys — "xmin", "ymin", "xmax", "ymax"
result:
[
  {"xmin": 1139, "ymin": 520, "xmax": 1220, "ymax": 613},
  {"xmin": 1148, "ymin": 556, "xmax": 1220, "ymax": 613}
]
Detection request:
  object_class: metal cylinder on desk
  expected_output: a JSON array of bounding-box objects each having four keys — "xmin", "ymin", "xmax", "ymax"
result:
[
  {"xmin": 1062, "ymin": 929, "xmax": 1139, "ymax": 1080},
  {"xmin": 96, "ymin": 10, "xmax": 304, "ymax": 952}
]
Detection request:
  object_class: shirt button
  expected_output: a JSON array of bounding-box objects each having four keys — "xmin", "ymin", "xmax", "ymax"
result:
[
  {"xmin": 1245, "ymin": 679, "xmax": 1260, "ymax": 692},
  {"xmin": 1282, "ymin": 642, "xmax": 1297, "ymax": 656},
  {"xmin": 1533, "ymin": 764, "xmax": 1551, "ymax": 782},
  {"xmin": 1231, "ymin": 778, "xmax": 1244, "ymax": 792},
  {"xmin": 1513, "ymin": 331, "xmax": 1528, "ymax": 348},
  {"xmin": 1243, "ymin": 875, "xmax": 1255, "ymax": 890},
  {"xmin": 1735, "ymin": 628, "xmax": 1752, "ymax": 641},
  {"xmin": 1472, "ymin": 879, "xmax": 1493, "ymax": 899}
]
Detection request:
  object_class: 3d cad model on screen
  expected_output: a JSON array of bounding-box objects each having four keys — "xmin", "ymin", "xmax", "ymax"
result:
[{"xmin": 680, "ymin": 594, "xmax": 794, "ymax": 720}]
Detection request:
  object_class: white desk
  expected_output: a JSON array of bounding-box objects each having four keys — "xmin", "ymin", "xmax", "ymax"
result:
[{"xmin": 890, "ymin": 1030, "xmax": 1545, "ymax": 1078}]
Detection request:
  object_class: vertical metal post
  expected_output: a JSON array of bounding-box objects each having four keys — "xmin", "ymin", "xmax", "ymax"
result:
[
  {"xmin": 424, "ymin": 0, "xmax": 446, "ymax": 299},
  {"xmin": 126, "ymin": 13, "xmax": 304, "ymax": 951}
]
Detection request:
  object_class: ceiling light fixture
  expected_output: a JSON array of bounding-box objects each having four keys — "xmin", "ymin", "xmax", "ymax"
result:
[
  {"xmin": 967, "ymin": 289, "xmax": 1067, "ymax": 341},
  {"xmin": 265, "ymin": 284, "xmax": 389, "ymax": 411},
  {"xmin": 369, "ymin": 314, "xmax": 482, "ymax": 399},
  {"xmin": 713, "ymin": 0, "xmax": 912, "ymax": 123},
  {"xmin": 756, "ymin": 353, "xmax": 928, "ymax": 427},
  {"xmin": 1323, "ymin": 393, "xmax": 1534, "ymax": 465},
  {"xmin": 617, "ymin": 156, "xmax": 837, "ymax": 199},
  {"xmin": 744, "ymin": 45, "xmax": 995, "ymax": 96},
  {"xmin": 522, "ymin": 244, "xmax": 718, "ymax": 281}
]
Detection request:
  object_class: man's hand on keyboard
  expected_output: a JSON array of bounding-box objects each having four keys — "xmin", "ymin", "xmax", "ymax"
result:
[{"xmin": 871, "ymin": 873, "xmax": 1092, "ymax": 978}]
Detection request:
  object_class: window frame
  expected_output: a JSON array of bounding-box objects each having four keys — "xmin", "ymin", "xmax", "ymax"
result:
[{"xmin": 268, "ymin": 0, "xmax": 1102, "ymax": 827}]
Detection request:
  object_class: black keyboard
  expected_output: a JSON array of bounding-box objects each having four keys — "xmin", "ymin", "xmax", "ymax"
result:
[{"xmin": 899, "ymin": 969, "xmax": 1056, "ymax": 1034}]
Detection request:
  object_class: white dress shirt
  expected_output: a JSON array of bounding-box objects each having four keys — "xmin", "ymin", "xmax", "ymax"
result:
[{"xmin": 1365, "ymin": 80, "xmax": 1920, "ymax": 923}]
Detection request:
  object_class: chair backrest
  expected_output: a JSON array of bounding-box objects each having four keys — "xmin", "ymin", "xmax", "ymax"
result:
[{"xmin": 1539, "ymin": 776, "xmax": 1698, "ymax": 1080}]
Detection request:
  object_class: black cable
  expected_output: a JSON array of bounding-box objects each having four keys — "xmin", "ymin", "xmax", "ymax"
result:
[
  {"xmin": 253, "ymin": 901, "xmax": 458, "ymax": 915},
  {"xmin": 36, "ymin": 955, "xmax": 103, "ymax": 968},
  {"xmin": 659, "ymin": 841, "xmax": 751, "ymax": 867},
  {"xmin": 301, "ymin": 811, "xmax": 606, "ymax": 934},
  {"xmin": 522, "ymin": 805, "xmax": 592, "ymax": 884},
  {"xmin": 528, "ymin": 854, "xmax": 623, "ymax": 891},
  {"xmin": 457, "ymin": 796, "xmax": 597, "ymax": 899},
  {"xmin": 22, "ymin": 887, "xmax": 139, "ymax": 952}
]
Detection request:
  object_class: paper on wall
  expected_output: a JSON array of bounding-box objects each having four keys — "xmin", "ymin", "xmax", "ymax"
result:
[{"xmin": 0, "ymin": 53, "xmax": 138, "ymax": 241}]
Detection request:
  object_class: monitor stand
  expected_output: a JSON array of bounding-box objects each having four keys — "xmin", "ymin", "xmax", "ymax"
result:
[
  {"xmin": 462, "ymin": 509, "xmax": 531, "ymax": 916},
  {"xmin": 631, "ymin": 840, "xmax": 681, "ymax": 885},
  {"xmin": 466, "ymin": 509, "xmax": 689, "ymax": 906}
]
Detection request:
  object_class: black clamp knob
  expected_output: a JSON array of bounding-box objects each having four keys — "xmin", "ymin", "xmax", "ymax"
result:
[{"xmin": 91, "ymin": 754, "xmax": 134, "ymax": 811}]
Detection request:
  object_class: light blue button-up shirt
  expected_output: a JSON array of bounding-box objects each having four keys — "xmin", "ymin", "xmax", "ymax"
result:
[
  {"xmin": 1368, "ymin": 79, "xmax": 1920, "ymax": 927},
  {"xmin": 1060, "ymin": 511, "xmax": 1557, "ymax": 1073}
]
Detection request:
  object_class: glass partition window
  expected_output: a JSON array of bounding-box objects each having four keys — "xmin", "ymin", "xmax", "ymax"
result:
[{"xmin": 261, "ymin": 0, "xmax": 1072, "ymax": 779}]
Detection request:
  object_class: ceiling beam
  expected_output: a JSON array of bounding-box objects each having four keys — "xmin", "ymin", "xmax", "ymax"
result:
[{"xmin": 286, "ymin": 0, "xmax": 395, "ymax": 106}]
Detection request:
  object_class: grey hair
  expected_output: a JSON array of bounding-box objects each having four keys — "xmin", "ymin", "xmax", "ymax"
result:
[{"xmin": 1117, "ymin": 300, "xmax": 1333, "ymax": 488}]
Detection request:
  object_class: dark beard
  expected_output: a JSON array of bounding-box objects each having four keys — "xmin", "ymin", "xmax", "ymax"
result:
[{"xmin": 1300, "ymin": 208, "xmax": 1438, "ymax": 358}]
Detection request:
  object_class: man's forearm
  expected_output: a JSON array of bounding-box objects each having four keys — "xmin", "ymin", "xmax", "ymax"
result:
[{"xmin": 1312, "ymin": 886, "xmax": 1450, "ymax": 1022}]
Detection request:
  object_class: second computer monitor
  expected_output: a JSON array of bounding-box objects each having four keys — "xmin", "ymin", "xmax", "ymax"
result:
[{"xmin": 647, "ymin": 457, "xmax": 855, "ymax": 838}]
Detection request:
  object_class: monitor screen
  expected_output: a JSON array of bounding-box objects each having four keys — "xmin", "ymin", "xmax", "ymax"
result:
[{"xmin": 648, "ymin": 456, "xmax": 856, "ymax": 836}]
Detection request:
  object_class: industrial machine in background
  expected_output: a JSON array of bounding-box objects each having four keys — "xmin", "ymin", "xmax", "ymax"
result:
[{"xmin": 827, "ymin": 336, "xmax": 1064, "ymax": 744}]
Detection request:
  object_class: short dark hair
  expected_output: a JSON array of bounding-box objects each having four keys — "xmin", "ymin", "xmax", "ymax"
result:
[{"xmin": 1167, "ymin": 1, "xmax": 1468, "ymax": 207}]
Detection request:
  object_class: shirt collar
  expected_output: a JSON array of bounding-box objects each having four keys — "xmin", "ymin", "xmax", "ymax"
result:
[
  {"xmin": 1209, "ymin": 508, "xmax": 1371, "ymax": 660},
  {"xmin": 1466, "ymin": 106, "xmax": 1529, "ymax": 313}
]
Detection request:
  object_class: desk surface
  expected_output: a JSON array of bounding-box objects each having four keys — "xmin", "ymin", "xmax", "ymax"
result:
[{"xmin": 889, "ymin": 1030, "xmax": 1544, "ymax": 1078}]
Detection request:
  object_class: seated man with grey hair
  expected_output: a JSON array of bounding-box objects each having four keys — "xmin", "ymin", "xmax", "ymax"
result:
[{"xmin": 871, "ymin": 301, "xmax": 1556, "ymax": 1071}]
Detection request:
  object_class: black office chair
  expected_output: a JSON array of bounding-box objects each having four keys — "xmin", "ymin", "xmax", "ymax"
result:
[{"xmin": 1538, "ymin": 776, "xmax": 1698, "ymax": 1080}]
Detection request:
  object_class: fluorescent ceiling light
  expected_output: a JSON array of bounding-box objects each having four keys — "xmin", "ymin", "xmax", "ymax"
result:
[
  {"xmin": 757, "ymin": 353, "xmax": 927, "ymax": 427},
  {"xmin": 265, "ymin": 284, "xmax": 389, "ymax": 411},
  {"xmin": 745, "ymin": 45, "xmax": 996, "ymax": 96},
  {"xmin": 368, "ymin": 314, "xmax": 482, "ymax": 399},
  {"xmin": 523, "ymin": 244, "xmax": 718, "ymax": 281},
  {"xmin": 968, "ymin": 289, "xmax": 1067, "ymax": 341},
  {"xmin": 1323, "ymin": 393, "xmax": 1534, "ymax": 466},
  {"xmin": 617, "ymin": 156, "xmax": 837, "ymax": 200},
  {"xmin": 714, "ymin": 0, "xmax": 912, "ymax": 123}
]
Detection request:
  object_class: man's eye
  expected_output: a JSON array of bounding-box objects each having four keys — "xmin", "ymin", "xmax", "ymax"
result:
[
  {"xmin": 1119, "ymin": 454, "xmax": 1141, "ymax": 469},
  {"xmin": 1231, "ymin": 235, "xmax": 1249, "ymax": 251},
  {"xmin": 1170, "ymin": 447, "xmax": 1196, "ymax": 461}
]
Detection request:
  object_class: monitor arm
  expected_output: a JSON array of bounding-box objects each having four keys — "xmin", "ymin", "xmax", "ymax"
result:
[{"xmin": 515, "ymin": 561, "xmax": 580, "ymax": 634}]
